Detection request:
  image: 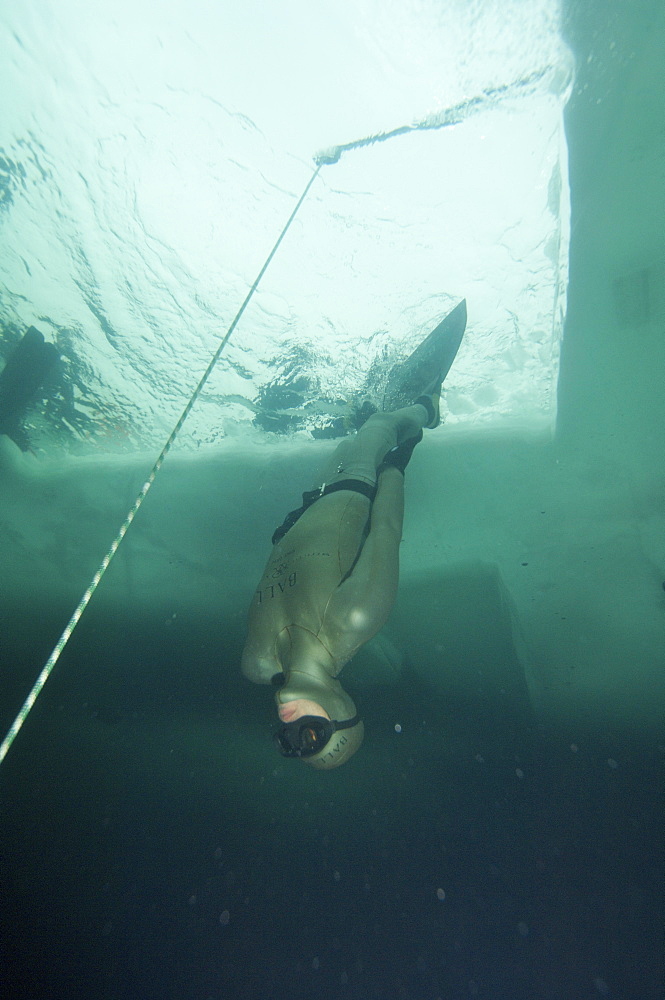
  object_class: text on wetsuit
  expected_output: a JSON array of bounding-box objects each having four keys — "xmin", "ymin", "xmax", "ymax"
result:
[{"xmin": 255, "ymin": 572, "xmax": 297, "ymax": 603}]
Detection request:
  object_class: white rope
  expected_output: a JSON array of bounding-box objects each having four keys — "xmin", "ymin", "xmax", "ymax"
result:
[{"xmin": 0, "ymin": 163, "xmax": 322, "ymax": 765}]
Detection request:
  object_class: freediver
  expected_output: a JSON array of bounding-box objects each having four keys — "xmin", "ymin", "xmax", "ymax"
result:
[{"xmin": 241, "ymin": 301, "xmax": 467, "ymax": 769}]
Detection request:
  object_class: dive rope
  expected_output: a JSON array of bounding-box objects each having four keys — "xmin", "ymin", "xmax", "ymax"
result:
[{"xmin": 0, "ymin": 163, "xmax": 322, "ymax": 764}]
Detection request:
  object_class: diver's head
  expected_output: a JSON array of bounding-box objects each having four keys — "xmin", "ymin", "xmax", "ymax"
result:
[{"xmin": 273, "ymin": 671, "xmax": 364, "ymax": 769}]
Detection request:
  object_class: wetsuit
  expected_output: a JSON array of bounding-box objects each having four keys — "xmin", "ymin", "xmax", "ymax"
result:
[{"xmin": 241, "ymin": 405, "xmax": 427, "ymax": 693}]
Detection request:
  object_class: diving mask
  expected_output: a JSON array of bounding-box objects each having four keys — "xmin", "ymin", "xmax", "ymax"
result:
[{"xmin": 274, "ymin": 714, "xmax": 361, "ymax": 758}]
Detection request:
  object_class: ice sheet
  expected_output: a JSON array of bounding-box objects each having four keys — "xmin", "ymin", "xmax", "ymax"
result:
[{"xmin": 0, "ymin": 0, "xmax": 572, "ymax": 454}]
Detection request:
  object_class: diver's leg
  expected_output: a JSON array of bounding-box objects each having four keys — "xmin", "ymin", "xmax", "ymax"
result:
[
  {"xmin": 321, "ymin": 465, "xmax": 405, "ymax": 647},
  {"xmin": 271, "ymin": 403, "xmax": 424, "ymax": 548},
  {"xmin": 318, "ymin": 402, "xmax": 430, "ymax": 488}
]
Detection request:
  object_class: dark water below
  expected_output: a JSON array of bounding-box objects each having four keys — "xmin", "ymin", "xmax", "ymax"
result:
[{"xmin": 1, "ymin": 611, "xmax": 662, "ymax": 1000}]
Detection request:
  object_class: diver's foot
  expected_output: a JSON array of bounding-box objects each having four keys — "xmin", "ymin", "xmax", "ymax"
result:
[{"xmin": 415, "ymin": 393, "xmax": 441, "ymax": 429}]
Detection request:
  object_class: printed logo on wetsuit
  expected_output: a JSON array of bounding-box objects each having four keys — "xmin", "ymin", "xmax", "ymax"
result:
[
  {"xmin": 255, "ymin": 572, "xmax": 297, "ymax": 603},
  {"xmin": 321, "ymin": 735, "xmax": 348, "ymax": 761}
]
